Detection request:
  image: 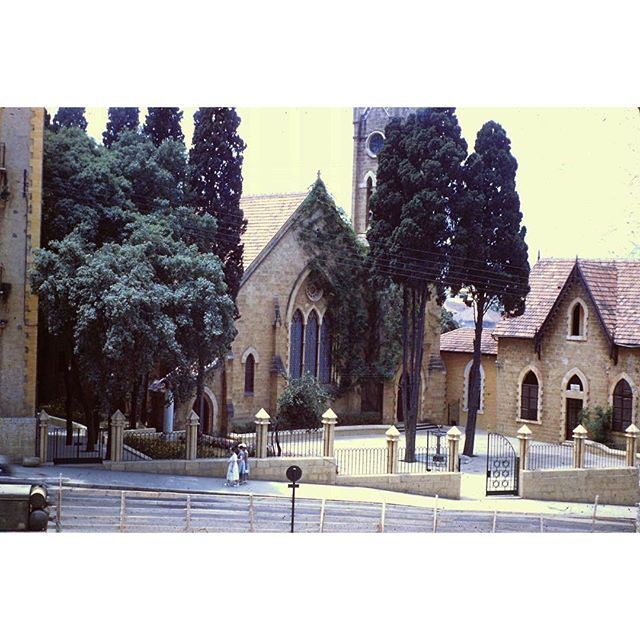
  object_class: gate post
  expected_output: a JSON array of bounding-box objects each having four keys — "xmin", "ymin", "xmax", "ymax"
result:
[
  {"xmin": 38, "ymin": 410, "xmax": 50, "ymax": 463},
  {"xmin": 185, "ymin": 410, "xmax": 199, "ymax": 460},
  {"xmin": 385, "ymin": 425, "xmax": 400, "ymax": 474},
  {"xmin": 110, "ymin": 410, "xmax": 125, "ymax": 463},
  {"xmin": 625, "ymin": 424, "xmax": 639, "ymax": 467},
  {"xmin": 517, "ymin": 425, "xmax": 532, "ymax": 472},
  {"xmin": 322, "ymin": 408, "xmax": 337, "ymax": 458},
  {"xmin": 446, "ymin": 426, "xmax": 461, "ymax": 472},
  {"xmin": 572, "ymin": 425, "xmax": 588, "ymax": 468},
  {"xmin": 255, "ymin": 408, "xmax": 270, "ymax": 459}
]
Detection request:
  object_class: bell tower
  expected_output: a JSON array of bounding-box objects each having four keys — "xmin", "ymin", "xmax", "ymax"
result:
[{"xmin": 350, "ymin": 107, "xmax": 415, "ymax": 239}]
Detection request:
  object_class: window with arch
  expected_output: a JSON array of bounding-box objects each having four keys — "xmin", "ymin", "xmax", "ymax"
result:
[
  {"xmin": 244, "ymin": 354, "xmax": 255, "ymax": 394},
  {"xmin": 289, "ymin": 310, "xmax": 304, "ymax": 379},
  {"xmin": 319, "ymin": 317, "xmax": 332, "ymax": 384},
  {"xmin": 304, "ymin": 310, "xmax": 319, "ymax": 376},
  {"xmin": 463, "ymin": 360, "xmax": 485, "ymax": 413},
  {"xmin": 365, "ymin": 176, "xmax": 374, "ymax": 229},
  {"xmin": 567, "ymin": 374, "xmax": 583, "ymax": 391},
  {"xmin": 612, "ymin": 379, "xmax": 633, "ymax": 432},
  {"xmin": 520, "ymin": 371, "xmax": 539, "ymax": 421},
  {"xmin": 569, "ymin": 301, "xmax": 586, "ymax": 338}
]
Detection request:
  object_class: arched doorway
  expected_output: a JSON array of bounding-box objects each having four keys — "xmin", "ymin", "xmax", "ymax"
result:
[
  {"xmin": 563, "ymin": 372, "xmax": 586, "ymax": 440},
  {"xmin": 191, "ymin": 387, "xmax": 218, "ymax": 434}
]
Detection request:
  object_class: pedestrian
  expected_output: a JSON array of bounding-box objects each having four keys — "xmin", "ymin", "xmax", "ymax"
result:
[
  {"xmin": 238, "ymin": 443, "xmax": 250, "ymax": 484},
  {"xmin": 226, "ymin": 447, "xmax": 240, "ymax": 487}
]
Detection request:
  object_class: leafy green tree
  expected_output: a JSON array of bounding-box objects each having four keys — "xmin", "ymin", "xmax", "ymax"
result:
[
  {"xmin": 453, "ymin": 121, "xmax": 529, "ymax": 456},
  {"xmin": 52, "ymin": 108, "xmax": 88, "ymax": 132},
  {"xmin": 368, "ymin": 108, "xmax": 468, "ymax": 460},
  {"xmin": 103, "ymin": 107, "xmax": 140, "ymax": 147},
  {"xmin": 440, "ymin": 308, "xmax": 459, "ymax": 333},
  {"xmin": 143, "ymin": 107, "xmax": 184, "ymax": 146},
  {"xmin": 188, "ymin": 107, "xmax": 247, "ymax": 303},
  {"xmin": 276, "ymin": 374, "xmax": 331, "ymax": 430}
]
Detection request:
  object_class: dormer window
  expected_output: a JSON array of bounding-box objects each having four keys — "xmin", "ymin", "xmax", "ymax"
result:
[{"xmin": 567, "ymin": 299, "xmax": 587, "ymax": 340}]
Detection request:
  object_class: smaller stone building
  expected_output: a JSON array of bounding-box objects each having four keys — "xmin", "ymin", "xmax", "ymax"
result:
[
  {"xmin": 440, "ymin": 327, "xmax": 497, "ymax": 429},
  {"xmin": 494, "ymin": 259, "xmax": 640, "ymax": 444}
]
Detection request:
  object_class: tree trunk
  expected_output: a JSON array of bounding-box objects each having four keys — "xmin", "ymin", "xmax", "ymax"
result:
[
  {"xmin": 196, "ymin": 359, "xmax": 205, "ymax": 435},
  {"xmin": 69, "ymin": 352, "xmax": 95, "ymax": 450},
  {"xmin": 129, "ymin": 377, "xmax": 140, "ymax": 429},
  {"xmin": 220, "ymin": 359, "xmax": 229, "ymax": 437},
  {"xmin": 140, "ymin": 371, "xmax": 149, "ymax": 426},
  {"xmin": 62, "ymin": 351, "xmax": 73, "ymax": 446},
  {"xmin": 463, "ymin": 296, "xmax": 485, "ymax": 457}
]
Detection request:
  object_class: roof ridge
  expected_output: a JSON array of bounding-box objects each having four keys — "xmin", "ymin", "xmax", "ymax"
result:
[{"xmin": 241, "ymin": 191, "xmax": 309, "ymax": 200}]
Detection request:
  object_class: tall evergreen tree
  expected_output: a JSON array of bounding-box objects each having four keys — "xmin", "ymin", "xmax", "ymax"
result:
[
  {"xmin": 453, "ymin": 121, "xmax": 530, "ymax": 456},
  {"xmin": 187, "ymin": 107, "xmax": 246, "ymax": 434},
  {"xmin": 52, "ymin": 107, "xmax": 88, "ymax": 132},
  {"xmin": 368, "ymin": 108, "xmax": 468, "ymax": 460},
  {"xmin": 103, "ymin": 107, "xmax": 140, "ymax": 147},
  {"xmin": 143, "ymin": 107, "xmax": 184, "ymax": 146}
]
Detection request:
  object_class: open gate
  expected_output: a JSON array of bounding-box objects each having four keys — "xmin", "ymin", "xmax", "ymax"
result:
[{"xmin": 486, "ymin": 432, "xmax": 519, "ymax": 496}]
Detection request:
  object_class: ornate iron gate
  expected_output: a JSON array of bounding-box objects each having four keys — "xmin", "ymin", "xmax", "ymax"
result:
[{"xmin": 486, "ymin": 432, "xmax": 519, "ymax": 496}]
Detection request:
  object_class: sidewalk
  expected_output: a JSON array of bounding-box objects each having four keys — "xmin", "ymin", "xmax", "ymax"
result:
[{"xmin": 10, "ymin": 463, "xmax": 638, "ymax": 521}]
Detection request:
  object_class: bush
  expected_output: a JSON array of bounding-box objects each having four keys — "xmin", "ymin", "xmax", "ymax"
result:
[
  {"xmin": 275, "ymin": 374, "xmax": 331, "ymax": 430},
  {"xmin": 578, "ymin": 405, "xmax": 612, "ymax": 444},
  {"xmin": 336, "ymin": 411, "xmax": 383, "ymax": 426}
]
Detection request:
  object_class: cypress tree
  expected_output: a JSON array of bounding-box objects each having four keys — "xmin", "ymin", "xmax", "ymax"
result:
[
  {"xmin": 103, "ymin": 107, "xmax": 140, "ymax": 147},
  {"xmin": 143, "ymin": 107, "xmax": 184, "ymax": 146},
  {"xmin": 52, "ymin": 107, "xmax": 88, "ymax": 132},
  {"xmin": 188, "ymin": 107, "xmax": 246, "ymax": 303},
  {"xmin": 453, "ymin": 121, "xmax": 530, "ymax": 456}
]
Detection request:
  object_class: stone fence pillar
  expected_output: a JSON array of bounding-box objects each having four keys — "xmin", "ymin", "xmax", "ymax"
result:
[
  {"xmin": 572, "ymin": 424, "xmax": 588, "ymax": 468},
  {"xmin": 255, "ymin": 408, "xmax": 270, "ymax": 459},
  {"xmin": 110, "ymin": 410, "xmax": 125, "ymax": 463},
  {"xmin": 385, "ymin": 425, "xmax": 400, "ymax": 475},
  {"xmin": 517, "ymin": 425, "xmax": 532, "ymax": 472},
  {"xmin": 625, "ymin": 424, "xmax": 639, "ymax": 467},
  {"xmin": 322, "ymin": 408, "xmax": 337, "ymax": 458},
  {"xmin": 185, "ymin": 410, "xmax": 199, "ymax": 461},
  {"xmin": 447, "ymin": 426, "xmax": 461, "ymax": 472},
  {"xmin": 38, "ymin": 410, "xmax": 50, "ymax": 463}
]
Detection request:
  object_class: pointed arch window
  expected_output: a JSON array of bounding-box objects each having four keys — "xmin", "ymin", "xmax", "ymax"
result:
[
  {"xmin": 520, "ymin": 371, "xmax": 539, "ymax": 421},
  {"xmin": 244, "ymin": 354, "xmax": 255, "ymax": 394},
  {"xmin": 612, "ymin": 379, "xmax": 633, "ymax": 432},
  {"xmin": 304, "ymin": 310, "xmax": 319, "ymax": 377},
  {"xmin": 365, "ymin": 176, "xmax": 374, "ymax": 229},
  {"xmin": 289, "ymin": 310, "xmax": 304, "ymax": 379},
  {"xmin": 567, "ymin": 375, "xmax": 583, "ymax": 391},
  {"xmin": 568, "ymin": 300, "xmax": 587, "ymax": 339},
  {"xmin": 319, "ymin": 317, "xmax": 332, "ymax": 384}
]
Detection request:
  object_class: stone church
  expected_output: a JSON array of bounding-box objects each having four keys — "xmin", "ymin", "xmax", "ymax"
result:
[
  {"xmin": 172, "ymin": 108, "xmax": 447, "ymax": 432},
  {"xmin": 0, "ymin": 108, "xmax": 44, "ymax": 457}
]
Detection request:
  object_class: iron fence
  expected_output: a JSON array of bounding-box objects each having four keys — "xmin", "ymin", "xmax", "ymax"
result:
[
  {"xmin": 336, "ymin": 447, "xmax": 387, "ymax": 475},
  {"xmin": 527, "ymin": 442, "xmax": 574, "ymax": 470},
  {"xmin": 583, "ymin": 441, "xmax": 628, "ymax": 469},
  {"xmin": 123, "ymin": 432, "xmax": 185, "ymax": 460},
  {"xmin": 397, "ymin": 446, "xmax": 449, "ymax": 473},
  {"xmin": 46, "ymin": 425, "xmax": 106, "ymax": 463},
  {"xmin": 267, "ymin": 427, "xmax": 323, "ymax": 457}
]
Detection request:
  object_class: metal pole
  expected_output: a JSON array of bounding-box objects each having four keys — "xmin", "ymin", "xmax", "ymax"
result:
[
  {"xmin": 319, "ymin": 497, "xmax": 326, "ymax": 533},
  {"xmin": 379, "ymin": 502, "xmax": 386, "ymax": 533},
  {"xmin": 185, "ymin": 494, "xmax": 192, "ymax": 532},
  {"xmin": 290, "ymin": 483, "xmax": 296, "ymax": 533},
  {"xmin": 432, "ymin": 494, "xmax": 439, "ymax": 533},
  {"xmin": 249, "ymin": 494, "xmax": 254, "ymax": 533},
  {"xmin": 492, "ymin": 510, "xmax": 497, "ymax": 533},
  {"xmin": 119, "ymin": 491, "xmax": 126, "ymax": 532},
  {"xmin": 591, "ymin": 494, "xmax": 599, "ymax": 532},
  {"xmin": 56, "ymin": 473, "xmax": 62, "ymax": 532}
]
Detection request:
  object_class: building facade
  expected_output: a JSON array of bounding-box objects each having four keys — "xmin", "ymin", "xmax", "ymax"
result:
[
  {"xmin": 0, "ymin": 108, "xmax": 44, "ymax": 457},
  {"xmin": 493, "ymin": 259, "xmax": 640, "ymax": 445}
]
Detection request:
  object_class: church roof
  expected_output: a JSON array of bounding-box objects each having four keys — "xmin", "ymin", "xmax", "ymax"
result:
[
  {"xmin": 493, "ymin": 259, "xmax": 640, "ymax": 348},
  {"xmin": 440, "ymin": 327, "xmax": 498, "ymax": 356},
  {"xmin": 240, "ymin": 191, "xmax": 308, "ymax": 269}
]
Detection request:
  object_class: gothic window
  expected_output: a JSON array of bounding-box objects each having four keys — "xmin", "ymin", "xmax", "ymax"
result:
[
  {"xmin": 567, "ymin": 374, "xmax": 583, "ymax": 391},
  {"xmin": 319, "ymin": 317, "xmax": 332, "ymax": 384},
  {"xmin": 520, "ymin": 371, "xmax": 539, "ymax": 421},
  {"xmin": 289, "ymin": 310, "xmax": 304, "ymax": 379},
  {"xmin": 365, "ymin": 176, "xmax": 373, "ymax": 229},
  {"xmin": 569, "ymin": 301, "xmax": 585, "ymax": 337},
  {"xmin": 612, "ymin": 379, "xmax": 633, "ymax": 432},
  {"xmin": 304, "ymin": 310, "xmax": 319, "ymax": 377},
  {"xmin": 244, "ymin": 354, "xmax": 255, "ymax": 394}
]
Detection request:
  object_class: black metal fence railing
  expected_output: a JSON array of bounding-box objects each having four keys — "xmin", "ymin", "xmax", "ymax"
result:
[
  {"xmin": 336, "ymin": 448, "xmax": 387, "ymax": 475},
  {"xmin": 397, "ymin": 446, "xmax": 449, "ymax": 473},
  {"xmin": 527, "ymin": 442, "xmax": 574, "ymax": 470},
  {"xmin": 225, "ymin": 431, "xmax": 258, "ymax": 457},
  {"xmin": 46, "ymin": 425, "xmax": 106, "ymax": 464},
  {"xmin": 583, "ymin": 442, "xmax": 628, "ymax": 469},
  {"xmin": 267, "ymin": 427, "xmax": 324, "ymax": 457},
  {"xmin": 123, "ymin": 432, "xmax": 185, "ymax": 461}
]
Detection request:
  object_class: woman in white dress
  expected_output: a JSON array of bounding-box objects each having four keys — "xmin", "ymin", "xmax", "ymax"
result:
[{"xmin": 226, "ymin": 448, "xmax": 240, "ymax": 487}]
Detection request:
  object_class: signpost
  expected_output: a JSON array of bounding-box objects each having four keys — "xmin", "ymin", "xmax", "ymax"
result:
[{"xmin": 286, "ymin": 465, "xmax": 302, "ymax": 533}]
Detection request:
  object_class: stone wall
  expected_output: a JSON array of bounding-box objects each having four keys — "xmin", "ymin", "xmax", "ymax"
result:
[
  {"xmin": 335, "ymin": 471, "xmax": 461, "ymax": 499},
  {"xmin": 105, "ymin": 455, "xmax": 338, "ymax": 485},
  {"xmin": 496, "ymin": 276, "xmax": 640, "ymax": 442},
  {"xmin": 441, "ymin": 351, "xmax": 497, "ymax": 429},
  {"xmin": 520, "ymin": 467, "xmax": 640, "ymax": 506},
  {"xmin": 0, "ymin": 417, "xmax": 36, "ymax": 458}
]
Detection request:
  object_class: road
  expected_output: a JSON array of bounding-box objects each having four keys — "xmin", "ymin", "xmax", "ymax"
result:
[{"xmin": 45, "ymin": 485, "xmax": 636, "ymax": 533}]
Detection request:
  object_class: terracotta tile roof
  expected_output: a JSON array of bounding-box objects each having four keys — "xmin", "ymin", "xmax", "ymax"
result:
[
  {"xmin": 440, "ymin": 327, "xmax": 498, "ymax": 355},
  {"xmin": 494, "ymin": 259, "xmax": 640, "ymax": 347},
  {"xmin": 240, "ymin": 192, "xmax": 308, "ymax": 269}
]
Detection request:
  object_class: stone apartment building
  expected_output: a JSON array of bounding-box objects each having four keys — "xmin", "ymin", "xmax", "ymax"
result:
[
  {"xmin": 493, "ymin": 259, "xmax": 640, "ymax": 444},
  {"xmin": 172, "ymin": 107, "xmax": 447, "ymax": 431},
  {"xmin": 0, "ymin": 108, "xmax": 44, "ymax": 457}
]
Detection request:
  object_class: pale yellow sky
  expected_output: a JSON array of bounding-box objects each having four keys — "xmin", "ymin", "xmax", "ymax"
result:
[{"xmin": 76, "ymin": 107, "xmax": 640, "ymax": 264}]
